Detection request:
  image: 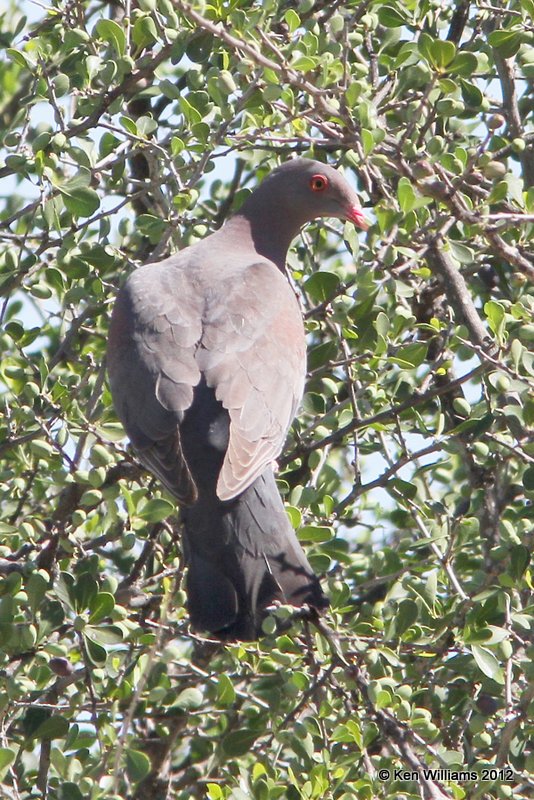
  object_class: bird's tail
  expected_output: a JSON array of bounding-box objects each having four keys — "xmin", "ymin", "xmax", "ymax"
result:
[{"xmin": 181, "ymin": 468, "xmax": 328, "ymax": 640}]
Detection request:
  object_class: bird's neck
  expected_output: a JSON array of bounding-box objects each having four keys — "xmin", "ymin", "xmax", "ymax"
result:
[{"xmin": 220, "ymin": 195, "xmax": 307, "ymax": 271}]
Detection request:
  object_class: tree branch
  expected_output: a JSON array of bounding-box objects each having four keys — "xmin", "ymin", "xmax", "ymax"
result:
[
  {"xmin": 312, "ymin": 617, "xmax": 452, "ymax": 800},
  {"xmin": 282, "ymin": 364, "xmax": 486, "ymax": 466},
  {"xmin": 493, "ymin": 51, "xmax": 534, "ymax": 188},
  {"xmin": 426, "ymin": 240, "xmax": 493, "ymax": 353},
  {"xmin": 446, "ymin": 0, "xmax": 471, "ymax": 44},
  {"xmin": 172, "ymin": 0, "xmax": 342, "ymax": 122}
]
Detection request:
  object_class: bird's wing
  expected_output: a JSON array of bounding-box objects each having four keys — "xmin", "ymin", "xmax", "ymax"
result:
[
  {"xmin": 108, "ymin": 258, "xmax": 306, "ymax": 505},
  {"xmin": 107, "ymin": 260, "xmax": 204, "ymax": 504},
  {"xmin": 198, "ymin": 261, "xmax": 306, "ymax": 501}
]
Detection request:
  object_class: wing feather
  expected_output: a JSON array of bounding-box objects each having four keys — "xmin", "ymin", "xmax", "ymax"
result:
[
  {"xmin": 108, "ymin": 259, "xmax": 203, "ymax": 504},
  {"xmin": 200, "ymin": 261, "xmax": 306, "ymax": 501},
  {"xmin": 109, "ymin": 256, "xmax": 306, "ymax": 506}
]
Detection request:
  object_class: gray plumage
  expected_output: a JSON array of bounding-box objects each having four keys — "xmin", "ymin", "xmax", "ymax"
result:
[{"xmin": 107, "ymin": 158, "xmax": 369, "ymax": 639}]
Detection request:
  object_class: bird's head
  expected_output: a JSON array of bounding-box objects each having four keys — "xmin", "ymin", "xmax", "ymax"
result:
[
  {"xmin": 228, "ymin": 157, "xmax": 371, "ymax": 269},
  {"xmin": 260, "ymin": 157, "xmax": 371, "ymax": 231}
]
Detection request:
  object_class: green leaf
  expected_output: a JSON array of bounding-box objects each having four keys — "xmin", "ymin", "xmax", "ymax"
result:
[
  {"xmin": 85, "ymin": 54, "xmax": 101, "ymax": 81},
  {"xmin": 0, "ymin": 747, "xmax": 15, "ymax": 771},
  {"xmin": 4, "ymin": 154, "xmax": 29, "ymax": 173},
  {"xmin": 56, "ymin": 172, "xmax": 100, "ymax": 218},
  {"xmin": 27, "ymin": 572, "xmax": 49, "ymax": 613},
  {"xmin": 523, "ymin": 466, "xmax": 534, "ymax": 491},
  {"xmin": 471, "ymin": 645, "xmax": 504, "ymax": 684},
  {"xmin": 436, "ymin": 96, "xmax": 464, "ymax": 118},
  {"xmin": 32, "ymin": 715, "xmax": 69, "ymax": 740},
  {"xmin": 388, "ymin": 478, "xmax": 417, "ymax": 500},
  {"xmin": 488, "ymin": 180, "xmax": 509, "ymax": 204},
  {"xmin": 419, "ymin": 34, "xmax": 456, "ymax": 70},
  {"xmin": 484, "ymin": 300, "xmax": 505, "ymax": 340},
  {"xmin": 80, "ymin": 488, "xmax": 103, "ymax": 507},
  {"xmin": 393, "ymin": 342, "xmax": 428, "ymax": 368},
  {"xmin": 89, "ymin": 592, "xmax": 115, "ymax": 624},
  {"xmin": 136, "ymin": 214, "xmax": 166, "ymax": 244},
  {"xmin": 346, "ymin": 82, "xmax": 363, "ymax": 106},
  {"xmin": 175, "ymin": 687, "xmax": 203, "ymax": 710},
  {"xmin": 291, "ymin": 55, "xmax": 317, "ymax": 72},
  {"xmin": 425, "ymin": 569, "xmax": 438, "ymax": 606},
  {"xmin": 207, "ymin": 784, "xmax": 224, "ymax": 800},
  {"xmin": 460, "ymin": 79, "xmax": 483, "ymax": 108},
  {"xmin": 84, "ymin": 637, "xmax": 107, "ymax": 665},
  {"xmin": 73, "ymin": 573, "xmax": 98, "ymax": 612},
  {"xmin": 160, "ymin": 79, "xmax": 182, "ymax": 101},
  {"xmin": 30, "ymin": 438, "xmax": 56, "ymax": 458},
  {"xmin": 304, "ymin": 271, "xmax": 340, "ymax": 302},
  {"xmin": 216, "ymin": 674, "xmax": 236, "ymax": 707},
  {"xmin": 397, "ymin": 177, "xmax": 417, "ymax": 214},
  {"xmin": 378, "ymin": 647, "xmax": 403, "ymax": 667},
  {"xmin": 138, "ymin": 498, "xmax": 174, "ymax": 522},
  {"xmin": 361, "ymin": 129, "xmax": 374, "ymax": 156},
  {"xmin": 298, "ymin": 525, "xmax": 334, "ymax": 543},
  {"xmin": 95, "ymin": 19, "xmax": 127, "ymax": 56},
  {"xmin": 7, "ymin": 48, "xmax": 36, "ymax": 69},
  {"xmin": 223, "ymin": 728, "xmax": 258, "ymax": 757},
  {"xmin": 449, "ymin": 241, "xmax": 474, "ymax": 264},
  {"xmin": 132, "ymin": 15, "xmax": 159, "ymax": 49},
  {"xmin": 55, "ymin": 572, "xmax": 76, "ymax": 611},
  {"xmin": 57, "ymin": 783, "xmax": 84, "ymax": 800},
  {"xmin": 286, "ymin": 505, "xmax": 302, "ymax": 528},
  {"xmin": 333, "ymin": 722, "xmax": 360, "ymax": 744},
  {"xmin": 452, "ymin": 413, "xmax": 494, "ymax": 437},
  {"xmin": 430, "ymin": 39, "xmax": 457, "ymax": 70},
  {"xmin": 395, "ymin": 599, "xmax": 419, "ymax": 636},
  {"xmin": 126, "ymin": 749, "xmax": 151, "ymax": 783},
  {"xmin": 377, "ymin": 5, "xmax": 407, "ymax": 26},
  {"xmin": 510, "ymin": 544, "xmax": 530, "ymax": 580},
  {"xmin": 136, "ymin": 115, "xmax": 158, "ymax": 137},
  {"xmin": 488, "ymin": 29, "xmax": 523, "ymax": 58},
  {"xmin": 0, "ymin": 748, "xmax": 16, "ymax": 780},
  {"xmin": 171, "ymin": 136, "xmax": 185, "ymax": 155},
  {"xmin": 120, "ymin": 116, "xmax": 138, "ymax": 135},
  {"xmin": 84, "ymin": 625, "xmax": 123, "ymax": 645},
  {"xmin": 449, "ymin": 51, "xmax": 478, "ymax": 77},
  {"xmin": 284, "ymin": 9, "xmax": 301, "ymax": 32},
  {"xmin": 179, "ymin": 96, "xmax": 202, "ymax": 124},
  {"xmin": 375, "ymin": 311, "xmax": 390, "ymax": 337}
]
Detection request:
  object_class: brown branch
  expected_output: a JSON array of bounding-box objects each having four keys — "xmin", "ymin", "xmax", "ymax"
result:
[
  {"xmin": 312, "ymin": 617, "xmax": 452, "ymax": 800},
  {"xmin": 493, "ymin": 51, "xmax": 534, "ymax": 188},
  {"xmin": 118, "ymin": 523, "xmax": 164, "ymax": 589},
  {"xmin": 212, "ymin": 158, "xmax": 246, "ymax": 229},
  {"xmin": 48, "ymin": 304, "xmax": 104, "ymax": 369},
  {"xmin": 426, "ymin": 239, "xmax": 493, "ymax": 352},
  {"xmin": 484, "ymin": 228, "xmax": 534, "ymax": 280},
  {"xmin": 55, "ymin": 461, "xmax": 143, "ymax": 523},
  {"xmin": 7, "ymin": 461, "xmax": 143, "ymax": 574},
  {"xmin": 414, "ymin": 165, "xmax": 534, "ymax": 282},
  {"xmin": 281, "ymin": 363, "xmax": 486, "ymax": 466},
  {"xmin": 496, "ymin": 681, "xmax": 534, "ymax": 767},
  {"xmin": 336, "ymin": 441, "xmax": 443, "ymax": 512},
  {"xmin": 36, "ymin": 736, "xmax": 51, "ymax": 798},
  {"xmin": 171, "ymin": 0, "xmax": 342, "ymax": 121},
  {"xmin": 0, "ymin": 46, "xmax": 175, "ymax": 181},
  {"xmin": 446, "ymin": 0, "xmax": 471, "ymax": 44}
]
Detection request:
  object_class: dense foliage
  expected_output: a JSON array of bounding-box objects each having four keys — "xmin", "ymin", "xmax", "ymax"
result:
[{"xmin": 1, "ymin": 0, "xmax": 533, "ymax": 798}]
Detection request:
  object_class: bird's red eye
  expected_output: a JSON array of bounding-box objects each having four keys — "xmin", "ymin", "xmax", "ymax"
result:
[{"xmin": 310, "ymin": 174, "xmax": 328, "ymax": 192}]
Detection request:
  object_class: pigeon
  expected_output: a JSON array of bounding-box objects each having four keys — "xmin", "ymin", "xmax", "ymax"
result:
[{"xmin": 107, "ymin": 157, "xmax": 369, "ymax": 639}]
